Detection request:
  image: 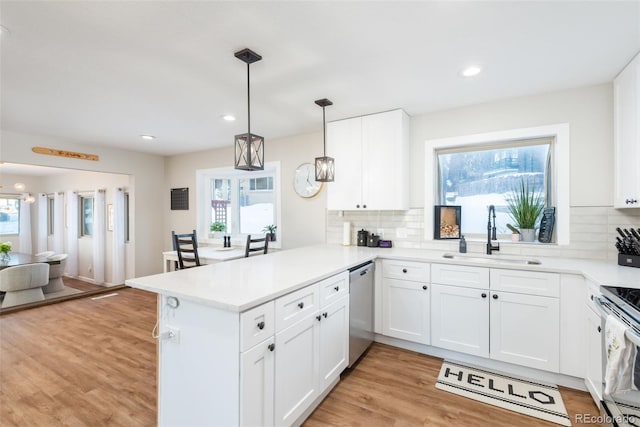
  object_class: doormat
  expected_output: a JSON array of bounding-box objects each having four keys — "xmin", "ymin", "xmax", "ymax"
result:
[{"xmin": 436, "ymin": 360, "xmax": 571, "ymax": 426}]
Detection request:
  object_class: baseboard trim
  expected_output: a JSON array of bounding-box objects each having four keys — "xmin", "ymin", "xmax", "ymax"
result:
[{"xmin": 373, "ymin": 334, "xmax": 587, "ymax": 392}]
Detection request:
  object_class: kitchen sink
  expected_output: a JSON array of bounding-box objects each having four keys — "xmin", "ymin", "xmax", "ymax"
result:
[{"xmin": 442, "ymin": 253, "xmax": 542, "ymax": 265}]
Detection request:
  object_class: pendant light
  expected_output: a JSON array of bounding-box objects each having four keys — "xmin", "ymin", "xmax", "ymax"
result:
[
  {"xmin": 234, "ymin": 48, "xmax": 264, "ymax": 171},
  {"xmin": 314, "ymin": 98, "xmax": 334, "ymax": 182}
]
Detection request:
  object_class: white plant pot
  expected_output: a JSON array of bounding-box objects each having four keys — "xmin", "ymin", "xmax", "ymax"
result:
[{"xmin": 520, "ymin": 228, "xmax": 536, "ymax": 242}]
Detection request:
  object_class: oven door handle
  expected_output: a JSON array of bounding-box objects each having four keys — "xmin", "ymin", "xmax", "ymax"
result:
[{"xmin": 594, "ymin": 296, "xmax": 640, "ymax": 347}]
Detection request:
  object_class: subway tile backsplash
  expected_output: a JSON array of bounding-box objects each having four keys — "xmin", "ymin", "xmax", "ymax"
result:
[{"xmin": 326, "ymin": 207, "xmax": 640, "ymax": 262}]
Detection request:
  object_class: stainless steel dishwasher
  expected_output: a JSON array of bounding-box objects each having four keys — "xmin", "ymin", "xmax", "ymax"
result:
[{"xmin": 348, "ymin": 261, "xmax": 374, "ymax": 367}]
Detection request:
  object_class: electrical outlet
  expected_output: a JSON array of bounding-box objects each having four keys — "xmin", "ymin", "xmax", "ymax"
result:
[
  {"xmin": 88, "ymin": 265, "xmax": 92, "ymax": 273},
  {"xmin": 377, "ymin": 228, "xmax": 385, "ymax": 238},
  {"xmin": 166, "ymin": 326, "xmax": 180, "ymax": 344},
  {"xmin": 396, "ymin": 228, "xmax": 408, "ymax": 238}
]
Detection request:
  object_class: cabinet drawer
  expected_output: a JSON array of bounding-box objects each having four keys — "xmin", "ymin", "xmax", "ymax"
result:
[
  {"xmin": 240, "ymin": 301, "xmax": 275, "ymax": 352},
  {"xmin": 275, "ymin": 284, "xmax": 320, "ymax": 332},
  {"xmin": 319, "ymin": 271, "xmax": 349, "ymax": 308},
  {"xmin": 382, "ymin": 259, "xmax": 429, "ymax": 282},
  {"xmin": 431, "ymin": 263, "xmax": 489, "ymax": 289},
  {"xmin": 490, "ymin": 269, "xmax": 560, "ymax": 298}
]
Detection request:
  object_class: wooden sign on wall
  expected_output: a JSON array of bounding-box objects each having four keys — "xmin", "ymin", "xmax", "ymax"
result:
[{"xmin": 32, "ymin": 146, "xmax": 99, "ymax": 161}]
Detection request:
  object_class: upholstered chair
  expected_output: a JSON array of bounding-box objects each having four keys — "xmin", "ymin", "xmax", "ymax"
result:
[
  {"xmin": 42, "ymin": 254, "xmax": 68, "ymax": 294},
  {"xmin": 0, "ymin": 263, "xmax": 50, "ymax": 308}
]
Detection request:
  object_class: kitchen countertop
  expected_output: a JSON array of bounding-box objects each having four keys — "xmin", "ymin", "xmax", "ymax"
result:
[{"xmin": 125, "ymin": 244, "xmax": 640, "ymax": 312}]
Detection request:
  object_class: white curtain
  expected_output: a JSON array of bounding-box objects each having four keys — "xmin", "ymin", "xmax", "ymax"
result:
[
  {"xmin": 53, "ymin": 192, "xmax": 65, "ymax": 254},
  {"xmin": 37, "ymin": 193, "xmax": 47, "ymax": 253},
  {"xmin": 93, "ymin": 189, "xmax": 106, "ymax": 284},
  {"xmin": 18, "ymin": 198, "xmax": 32, "ymax": 254},
  {"xmin": 112, "ymin": 188, "xmax": 125, "ymax": 284},
  {"xmin": 66, "ymin": 191, "xmax": 78, "ymax": 277}
]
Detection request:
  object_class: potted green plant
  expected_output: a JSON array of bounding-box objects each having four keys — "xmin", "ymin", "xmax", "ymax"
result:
[
  {"xmin": 210, "ymin": 221, "xmax": 226, "ymax": 239},
  {"xmin": 0, "ymin": 241, "xmax": 12, "ymax": 262},
  {"xmin": 505, "ymin": 179, "xmax": 545, "ymax": 242},
  {"xmin": 262, "ymin": 224, "xmax": 277, "ymax": 242}
]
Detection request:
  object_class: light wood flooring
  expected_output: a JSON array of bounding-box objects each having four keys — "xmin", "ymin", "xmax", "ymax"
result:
[{"xmin": 0, "ymin": 287, "xmax": 603, "ymax": 426}]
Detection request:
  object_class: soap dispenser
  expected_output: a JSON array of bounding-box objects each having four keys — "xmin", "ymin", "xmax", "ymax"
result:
[{"xmin": 459, "ymin": 235, "xmax": 467, "ymax": 253}]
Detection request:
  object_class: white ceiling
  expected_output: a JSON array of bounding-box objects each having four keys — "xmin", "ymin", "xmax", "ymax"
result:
[{"xmin": 1, "ymin": 1, "xmax": 639, "ymax": 157}]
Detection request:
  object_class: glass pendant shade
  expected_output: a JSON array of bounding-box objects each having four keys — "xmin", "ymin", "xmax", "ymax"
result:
[
  {"xmin": 235, "ymin": 132, "xmax": 264, "ymax": 171},
  {"xmin": 315, "ymin": 156, "xmax": 335, "ymax": 182}
]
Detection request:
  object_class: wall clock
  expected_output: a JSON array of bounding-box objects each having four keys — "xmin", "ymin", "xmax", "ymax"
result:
[{"xmin": 294, "ymin": 163, "xmax": 323, "ymax": 198}]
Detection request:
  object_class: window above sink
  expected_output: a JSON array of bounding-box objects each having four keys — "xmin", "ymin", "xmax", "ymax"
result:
[{"xmin": 424, "ymin": 124, "xmax": 570, "ymax": 245}]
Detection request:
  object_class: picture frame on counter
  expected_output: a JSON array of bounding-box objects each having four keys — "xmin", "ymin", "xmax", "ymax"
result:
[{"xmin": 434, "ymin": 205, "xmax": 461, "ymax": 239}]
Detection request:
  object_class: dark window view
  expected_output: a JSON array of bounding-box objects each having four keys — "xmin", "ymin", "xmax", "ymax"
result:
[{"xmin": 437, "ymin": 142, "xmax": 551, "ymax": 235}]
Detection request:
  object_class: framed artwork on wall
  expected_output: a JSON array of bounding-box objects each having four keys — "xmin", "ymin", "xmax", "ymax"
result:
[{"xmin": 434, "ymin": 205, "xmax": 461, "ymax": 239}]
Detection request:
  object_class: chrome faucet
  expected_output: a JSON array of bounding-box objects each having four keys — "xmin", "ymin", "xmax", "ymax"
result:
[{"xmin": 487, "ymin": 205, "xmax": 500, "ymax": 255}]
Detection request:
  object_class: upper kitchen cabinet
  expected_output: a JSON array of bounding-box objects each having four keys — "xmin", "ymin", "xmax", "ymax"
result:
[
  {"xmin": 614, "ymin": 52, "xmax": 640, "ymax": 208},
  {"xmin": 326, "ymin": 109, "xmax": 410, "ymax": 210}
]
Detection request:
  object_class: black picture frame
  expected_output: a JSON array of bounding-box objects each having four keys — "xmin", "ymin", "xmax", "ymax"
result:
[{"xmin": 434, "ymin": 205, "xmax": 461, "ymax": 239}]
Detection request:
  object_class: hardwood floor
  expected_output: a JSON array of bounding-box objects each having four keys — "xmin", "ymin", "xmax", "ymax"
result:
[
  {"xmin": 305, "ymin": 344, "xmax": 604, "ymax": 427},
  {"xmin": 0, "ymin": 288, "xmax": 157, "ymax": 426},
  {"xmin": 1, "ymin": 288, "xmax": 603, "ymax": 426}
]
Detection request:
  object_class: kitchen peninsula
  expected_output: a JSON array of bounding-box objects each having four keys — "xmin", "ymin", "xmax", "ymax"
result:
[{"xmin": 126, "ymin": 244, "xmax": 640, "ymax": 426}]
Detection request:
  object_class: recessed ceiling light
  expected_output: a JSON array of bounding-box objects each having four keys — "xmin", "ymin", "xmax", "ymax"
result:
[
  {"xmin": 140, "ymin": 134, "xmax": 156, "ymax": 140},
  {"xmin": 460, "ymin": 66, "xmax": 482, "ymax": 77},
  {"xmin": 14, "ymin": 182, "xmax": 25, "ymax": 191},
  {"xmin": 222, "ymin": 115, "xmax": 236, "ymax": 122}
]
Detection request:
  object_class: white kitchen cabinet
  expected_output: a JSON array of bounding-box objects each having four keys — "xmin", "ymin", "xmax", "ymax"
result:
[
  {"xmin": 382, "ymin": 278, "xmax": 430, "ymax": 344},
  {"xmin": 489, "ymin": 290, "xmax": 560, "ymax": 372},
  {"xmin": 585, "ymin": 299, "xmax": 604, "ymax": 404},
  {"xmin": 431, "ymin": 283, "xmax": 489, "ymax": 357},
  {"xmin": 275, "ymin": 314, "xmax": 320, "ymax": 426},
  {"xmin": 319, "ymin": 296, "xmax": 349, "ymax": 391},
  {"xmin": 326, "ymin": 109, "xmax": 409, "ymax": 210},
  {"xmin": 614, "ymin": 52, "xmax": 640, "ymax": 208},
  {"xmin": 241, "ymin": 337, "xmax": 275, "ymax": 427},
  {"xmin": 274, "ymin": 272, "xmax": 349, "ymax": 427}
]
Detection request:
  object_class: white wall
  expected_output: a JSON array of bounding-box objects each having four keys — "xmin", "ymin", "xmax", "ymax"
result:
[
  {"xmin": 165, "ymin": 132, "xmax": 327, "ymax": 251},
  {"xmin": 0, "ymin": 130, "xmax": 165, "ymax": 276},
  {"xmin": 409, "ymin": 83, "xmax": 613, "ymax": 207}
]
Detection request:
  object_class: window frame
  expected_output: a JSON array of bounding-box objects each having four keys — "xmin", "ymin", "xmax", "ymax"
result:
[
  {"xmin": 424, "ymin": 124, "xmax": 570, "ymax": 245},
  {"xmin": 0, "ymin": 196, "xmax": 21, "ymax": 236},
  {"xmin": 79, "ymin": 195, "xmax": 95, "ymax": 237},
  {"xmin": 196, "ymin": 162, "xmax": 282, "ymax": 249},
  {"xmin": 435, "ymin": 138, "xmax": 553, "ymax": 237}
]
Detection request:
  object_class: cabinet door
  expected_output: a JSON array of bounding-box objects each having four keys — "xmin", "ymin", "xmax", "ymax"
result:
[
  {"xmin": 361, "ymin": 109, "xmax": 409, "ymax": 210},
  {"xmin": 585, "ymin": 304, "xmax": 604, "ymax": 404},
  {"xmin": 319, "ymin": 296, "xmax": 349, "ymax": 391},
  {"xmin": 382, "ymin": 278, "xmax": 430, "ymax": 344},
  {"xmin": 490, "ymin": 291, "xmax": 560, "ymax": 372},
  {"xmin": 240, "ymin": 337, "xmax": 275, "ymax": 427},
  {"xmin": 614, "ymin": 53, "xmax": 640, "ymax": 207},
  {"xmin": 274, "ymin": 315, "xmax": 319, "ymax": 426},
  {"xmin": 431, "ymin": 284, "xmax": 489, "ymax": 357},
  {"xmin": 326, "ymin": 117, "xmax": 363, "ymax": 210}
]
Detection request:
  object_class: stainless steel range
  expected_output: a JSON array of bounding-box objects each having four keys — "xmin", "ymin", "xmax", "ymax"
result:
[{"xmin": 595, "ymin": 286, "xmax": 640, "ymax": 427}]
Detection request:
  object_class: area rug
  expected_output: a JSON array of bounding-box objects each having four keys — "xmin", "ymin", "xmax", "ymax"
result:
[{"xmin": 435, "ymin": 360, "xmax": 571, "ymax": 426}]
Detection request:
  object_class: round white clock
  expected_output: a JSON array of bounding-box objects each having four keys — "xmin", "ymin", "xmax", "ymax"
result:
[{"xmin": 293, "ymin": 163, "xmax": 323, "ymax": 198}]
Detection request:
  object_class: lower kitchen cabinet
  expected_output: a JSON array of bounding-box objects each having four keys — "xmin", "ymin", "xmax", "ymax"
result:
[
  {"xmin": 382, "ymin": 278, "xmax": 430, "ymax": 344},
  {"xmin": 431, "ymin": 283, "xmax": 489, "ymax": 357},
  {"xmin": 319, "ymin": 296, "xmax": 350, "ymax": 390},
  {"xmin": 489, "ymin": 290, "xmax": 560, "ymax": 372},
  {"xmin": 275, "ymin": 314, "xmax": 320, "ymax": 426},
  {"xmin": 241, "ymin": 337, "xmax": 275, "ymax": 427},
  {"xmin": 585, "ymin": 301, "xmax": 604, "ymax": 403}
]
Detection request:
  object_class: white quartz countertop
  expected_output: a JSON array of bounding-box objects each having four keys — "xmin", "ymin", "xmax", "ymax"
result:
[{"xmin": 125, "ymin": 244, "xmax": 640, "ymax": 312}]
